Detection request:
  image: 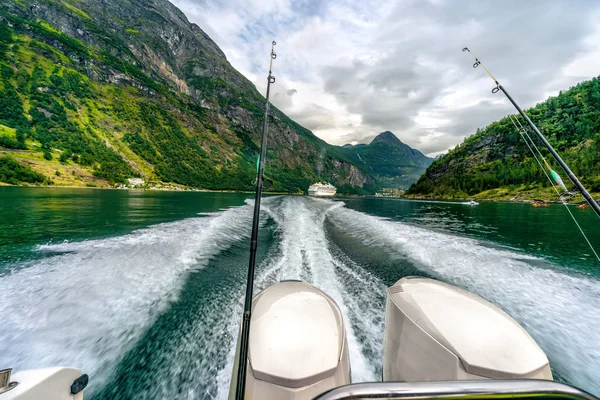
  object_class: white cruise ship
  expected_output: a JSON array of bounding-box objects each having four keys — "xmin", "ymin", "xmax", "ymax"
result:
[{"xmin": 308, "ymin": 182, "xmax": 336, "ymax": 197}]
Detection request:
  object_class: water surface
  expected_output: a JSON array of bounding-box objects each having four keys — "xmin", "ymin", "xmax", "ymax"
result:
[{"xmin": 0, "ymin": 187, "xmax": 598, "ymax": 399}]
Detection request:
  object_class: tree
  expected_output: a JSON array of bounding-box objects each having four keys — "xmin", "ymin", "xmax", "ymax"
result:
[
  {"xmin": 408, "ymin": 76, "xmax": 600, "ymax": 197},
  {"xmin": 0, "ymin": 156, "xmax": 46, "ymax": 185},
  {"xmin": 15, "ymin": 128, "xmax": 26, "ymax": 147},
  {"xmin": 0, "ymin": 24, "xmax": 12, "ymax": 56}
]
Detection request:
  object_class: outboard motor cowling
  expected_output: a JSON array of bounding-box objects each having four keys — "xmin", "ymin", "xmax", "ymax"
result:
[
  {"xmin": 230, "ymin": 281, "xmax": 351, "ymax": 400},
  {"xmin": 383, "ymin": 277, "xmax": 552, "ymax": 382}
]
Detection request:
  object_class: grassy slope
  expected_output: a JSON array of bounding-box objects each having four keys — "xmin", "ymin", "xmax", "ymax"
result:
[
  {"xmin": 0, "ymin": 31, "xmax": 146, "ymax": 187},
  {"xmin": 0, "ymin": 23, "xmax": 286, "ymax": 189},
  {"xmin": 404, "ymin": 184, "xmax": 599, "ymax": 204}
]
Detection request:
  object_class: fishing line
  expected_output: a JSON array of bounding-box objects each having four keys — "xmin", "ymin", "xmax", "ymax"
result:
[
  {"xmin": 509, "ymin": 115, "xmax": 548, "ymax": 182},
  {"xmin": 462, "ymin": 47, "xmax": 600, "ymax": 219},
  {"xmin": 513, "ymin": 116, "xmax": 568, "ymax": 193},
  {"xmin": 463, "ymin": 47, "xmax": 600, "ymax": 264},
  {"xmin": 512, "ymin": 115, "xmax": 564, "ymax": 186},
  {"xmin": 509, "ymin": 115, "xmax": 600, "ymax": 262}
]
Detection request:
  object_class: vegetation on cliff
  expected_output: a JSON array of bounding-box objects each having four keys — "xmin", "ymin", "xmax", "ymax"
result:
[
  {"xmin": 0, "ymin": 155, "xmax": 47, "ymax": 184},
  {"xmin": 0, "ymin": 0, "xmax": 378, "ymax": 192},
  {"xmin": 341, "ymin": 131, "xmax": 432, "ymax": 189},
  {"xmin": 407, "ymin": 76, "xmax": 600, "ymax": 200}
]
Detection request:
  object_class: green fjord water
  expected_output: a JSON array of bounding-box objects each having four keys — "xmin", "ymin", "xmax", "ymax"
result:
[{"xmin": 1, "ymin": 187, "xmax": 599, "ymax": 399}]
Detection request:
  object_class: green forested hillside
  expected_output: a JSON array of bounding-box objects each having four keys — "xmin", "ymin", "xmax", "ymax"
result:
[
  {"xmin": 407, "ymin": 77, "xmax": 600, "ymax": 200},
  {"xmin": 341, "ymin": 131, "xmax": 432, "ymax": 189},
  {"xmin": 0, "ymin": 0, "xmax": 375, "ymax": 192}
]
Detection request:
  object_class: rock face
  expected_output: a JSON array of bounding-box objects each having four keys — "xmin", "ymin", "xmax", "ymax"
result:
[
  {"xmin": 0, "ymin": 0, "xmax": 377, "ymax": 192},
  {"xmin": 338, "ymin": 131, "xmax": 433, "ymax": 188}
]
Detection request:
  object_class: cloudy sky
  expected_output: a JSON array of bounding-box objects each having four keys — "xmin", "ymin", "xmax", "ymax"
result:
[{"xmin": 171, "ymin": 0, "xmax": 600, "ymax": 156}]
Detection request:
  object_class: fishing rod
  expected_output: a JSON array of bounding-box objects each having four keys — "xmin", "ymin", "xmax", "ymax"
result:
[
  {"xmin": 235, "ymin": 40, "xmax": 277, "ymax": 400},
  {"xmin": 462, "ymin": 47, "xmax": 600, "ymax": 219}
]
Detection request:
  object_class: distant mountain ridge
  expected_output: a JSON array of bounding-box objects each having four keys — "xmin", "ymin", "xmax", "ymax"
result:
[{"xmin": 338, "ymin": 131, "xmax": 433, "ymax": 188}]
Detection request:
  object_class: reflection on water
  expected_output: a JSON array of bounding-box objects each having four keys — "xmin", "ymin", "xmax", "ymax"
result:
[{"xmin": 0, "ymin": 187, "xmax": 253, "ymax": 265}]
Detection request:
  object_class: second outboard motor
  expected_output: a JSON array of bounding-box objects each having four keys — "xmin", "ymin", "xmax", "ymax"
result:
[{"xmin": 383, "ymin": 277, "xmax": 552, "ymax": 382}]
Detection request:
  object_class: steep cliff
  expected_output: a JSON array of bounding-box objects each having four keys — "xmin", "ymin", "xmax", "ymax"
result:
[{"xmin": 0, "ymin": 0, "xmax": 374, "ymax": 192}]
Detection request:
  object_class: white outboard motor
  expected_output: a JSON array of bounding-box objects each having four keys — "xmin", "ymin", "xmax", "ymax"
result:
[
  {"xmin": 229, "ymin": 281, "xmax": 351, "ymax": 400},
  {"xmin": 0, "ymin": 367, "xmax": 87, "ymax": 399},
  {"xmin": 383, "ymin": 277, "xmax": 552, "ymax": 382}
]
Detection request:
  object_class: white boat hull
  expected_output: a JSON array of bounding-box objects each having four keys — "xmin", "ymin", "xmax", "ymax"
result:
[
  {"xmin": 2, "ymin": 367, "xmax": 87, "ymax": 400},
  {"xmin": 308, "ymin": 183, "xmax": 337, "ymax": 197},
  {"xmin": 308, "ymin": 190, "xmax": 336, "ymax": 197}
]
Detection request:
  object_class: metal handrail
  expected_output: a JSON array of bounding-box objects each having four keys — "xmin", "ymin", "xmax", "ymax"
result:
[{"xmin": 313, "ymin": 380, "xmax": 598, "ymax": 400}]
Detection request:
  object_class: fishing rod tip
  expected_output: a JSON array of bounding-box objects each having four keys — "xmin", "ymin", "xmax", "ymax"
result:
[
  {"xmin": 272, "ymin": 41, "xmax": 276, "ymax": 46},
  {"xmin": 462, "ymin": 47, "xmax": 470, "ymax": 52}
]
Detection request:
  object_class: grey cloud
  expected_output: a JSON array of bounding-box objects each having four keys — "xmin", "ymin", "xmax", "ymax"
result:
[
  {"xmin": 415, "ymin": 135, "xmax": 461, "ymax": 156},
  {"xmin": 322, "ymin": 59, "xmax": 440, "ymax": 135},
  {"xmin": 335, "ymin": 129, "xmax": 379, "ymax": 146},
  {"xmin": 320, "ymin": 0, "xmax": 598, "ymax": 153},
  {"xmin": 287, "ymin": 103, "xmax": 338, "ymax": 131},
  {"xmin": 410, "ymin": 101, "xmax": 517, "ymax": 155},
  {"xmin": 270, "ymin": 85, "xmax": 300, "ymax": 109},
  {"xmin": 173, "ymin": 0, "xmax": 600, "ymax": 155}
]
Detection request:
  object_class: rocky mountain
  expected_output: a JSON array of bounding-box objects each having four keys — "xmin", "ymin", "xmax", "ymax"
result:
[
  {"xmin": 0, "ymin": 0, "xmax": 375, "ymax": 192},
  {"xmin": 407, "ymin": 77, "xmax": 600, "ymax": 200},
  {"xmin": 339, "ymin": 131, "xmax": 433, "ymax": 188}
]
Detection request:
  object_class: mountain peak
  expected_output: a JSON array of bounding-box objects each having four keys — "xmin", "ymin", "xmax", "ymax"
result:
[{"xmin": 372, "ymin": 131, "xmax": 402, "ymax": 145}]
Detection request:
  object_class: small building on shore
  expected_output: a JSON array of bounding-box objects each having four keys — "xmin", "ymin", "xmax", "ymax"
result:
[
  {"xmin": 381, "ymin": 188, "xmax": 404, "ymax": 198},
  {"xmin": 127, "ymin": 178, "xmax": 145, "ymax": 188}
]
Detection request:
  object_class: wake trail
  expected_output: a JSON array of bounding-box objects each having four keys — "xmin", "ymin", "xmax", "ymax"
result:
[
  {"xmin": 216, "ymin": 196, "xmax": 387, "ymax": 400},
  {"xmin": 0, "ymin": 203, "xmax": 253, "ymax": 393},
  {"xmin": 329, "ymin": 205, "xmax": 600, "ymax": 396},
  {"xmin": 8, "ymin": 195, "xmax": 596, "ymax": 399}
]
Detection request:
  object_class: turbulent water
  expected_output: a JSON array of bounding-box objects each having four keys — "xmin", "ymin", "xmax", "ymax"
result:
[{"xmin": 0, "ymin": 192, "xmax": 599, "ymax": 399}]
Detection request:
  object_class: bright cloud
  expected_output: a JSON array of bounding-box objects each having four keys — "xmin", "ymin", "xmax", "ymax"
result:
[{"xmin": 170, "ymin": 0, "xmax": 600, "ymax": 156}]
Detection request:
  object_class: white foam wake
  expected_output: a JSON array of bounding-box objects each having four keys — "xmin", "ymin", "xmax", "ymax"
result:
[
  {"xmin": 329, "ymin": 205, "xmax": 600, "ymax": 395},
  {"xmin": 215, "ymin": 196, "xmax": 387, "ymax": 400},
  {"xmin": 6, "ymin": 195, "xmax": 598, "ymax": 398},
  {"xmin": 0, "ymin": 204, "xmax": 253, "ymax": 392}
]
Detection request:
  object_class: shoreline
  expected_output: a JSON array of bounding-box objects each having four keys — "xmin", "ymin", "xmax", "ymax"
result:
[
  {"xmin": 401, "ymin": 194, "xmax": 592, "ymax": 205},
  {"xmin": 3, "ymin": 184, "xmax": 596, "ymax": 205},
  {"xmin": 0, "ymin": 182, "xmax": 302, "ymax": 195}
]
